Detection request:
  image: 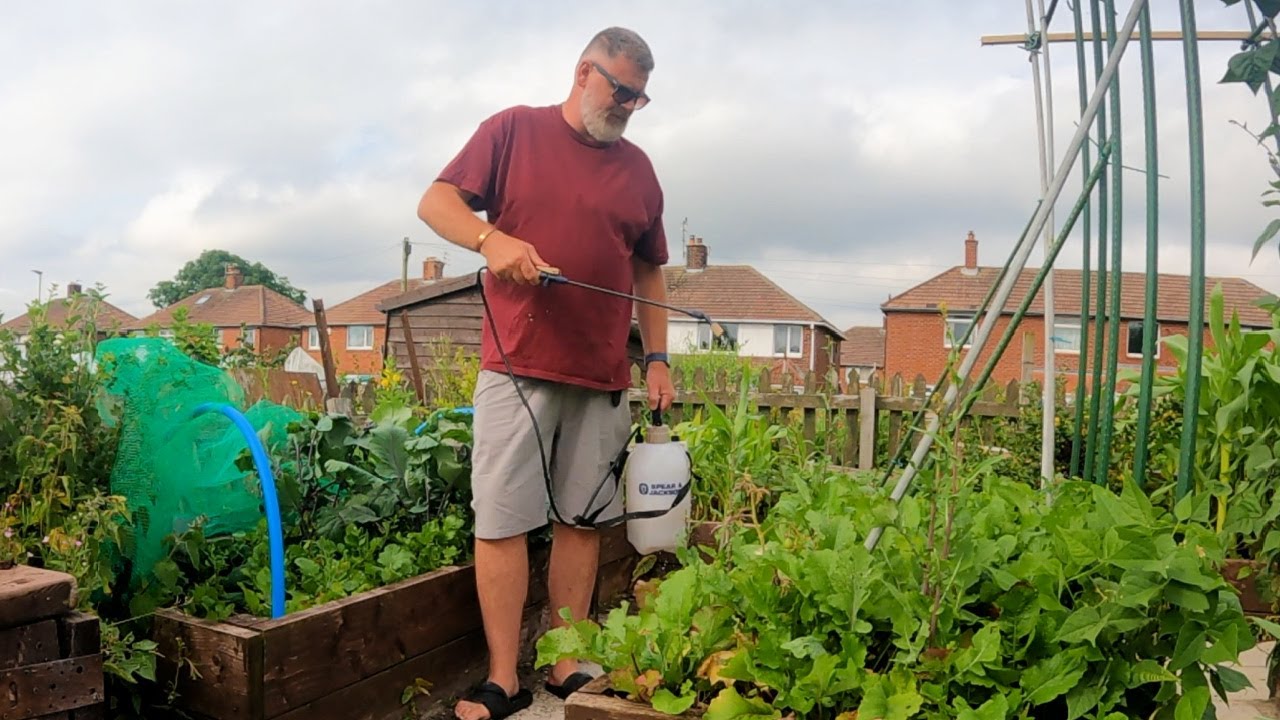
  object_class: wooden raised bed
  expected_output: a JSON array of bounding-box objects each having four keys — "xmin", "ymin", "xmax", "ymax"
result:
[
  {"xmin": 153, "ymin": 526, "xmax": 637, "ymax": 720},
  {"xmin": 0, "ymin": 565, "xmax": 105, "ymax": 720},
  {"xmin": 566, "ymin": 676, "xmax": 699, "ymax": 720},
  {"xmin": 1221, "ymin": 559, "xmax": 1274, "ymax": 616}
]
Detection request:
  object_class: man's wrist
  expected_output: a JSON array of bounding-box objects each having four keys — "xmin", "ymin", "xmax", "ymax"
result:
[{"xmin": 644, "ymin": 352, "xmax": 669, "ymax": 368}]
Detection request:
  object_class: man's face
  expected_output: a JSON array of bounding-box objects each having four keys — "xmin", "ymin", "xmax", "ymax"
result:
[{"xmin": 581, "ymin": 57, "xmax": 650, "ymax": 143}]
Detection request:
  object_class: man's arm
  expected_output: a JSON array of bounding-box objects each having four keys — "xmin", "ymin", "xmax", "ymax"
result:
[
  {"xmin": 417, "ymin": 182, "xmax": 493, "ymax": 253},
  {"xmin": 632, "ymin": 255, "xmax": 674, "ymax": 411},
  {"xmin": 632, "ymin": 255, "xmax": 668, "ymax": 355},
  {"xmin": 417, "ymin": 181, "xmax": 547, "ymax": 285}
]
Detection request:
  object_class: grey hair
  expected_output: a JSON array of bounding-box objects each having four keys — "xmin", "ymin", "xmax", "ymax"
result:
[{"xmin": 582, "ymin": 27, "xmax": 654, "ymax": 73}]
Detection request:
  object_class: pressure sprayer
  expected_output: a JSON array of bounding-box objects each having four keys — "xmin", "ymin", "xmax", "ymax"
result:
[{"xmin": 474, "ymin": 265, "xmax": 720, "ymax": 554}]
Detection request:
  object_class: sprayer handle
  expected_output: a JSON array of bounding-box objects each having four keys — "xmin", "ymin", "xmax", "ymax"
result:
[{"xmin": 652, "ymin": 407, "xmax": 664, "ymax": 427}]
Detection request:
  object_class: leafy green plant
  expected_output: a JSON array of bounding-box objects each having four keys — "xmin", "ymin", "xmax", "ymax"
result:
[{"xmin": 539, "ymin": 443, "xmax": 1260, "ymax": 719}]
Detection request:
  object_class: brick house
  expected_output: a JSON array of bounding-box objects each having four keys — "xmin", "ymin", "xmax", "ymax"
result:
[
  {"xmin": 126, "ymin": 264, "xmax": 311, "ymax": 353},
  {"xmin": 838, "ymin": 326, "xmax": 885, "ymax": 385},
  {"xmin": 881, "ymin": 232, "xmax": 1276, "ymax": 391},
  {"xmin": 665, "ymin": 236, "xmax": 844, "ymax": 382},
  {"xmin": 1, "ymin": 282, "xmax": 137, "ymax": 341},
  {"xmin": 305, "ymin": 258, "xmax": 452, "ymax": 379}
]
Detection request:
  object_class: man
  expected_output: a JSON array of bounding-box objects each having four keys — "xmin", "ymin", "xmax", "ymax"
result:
[{"xmin": 416, "ymin": 26, "xmax": 676, "ymax": 720}]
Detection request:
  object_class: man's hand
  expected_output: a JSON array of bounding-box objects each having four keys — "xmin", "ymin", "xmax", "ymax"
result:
[
  {"xmin": 481, "ymin": 231, "xmax": 548, "ymax": 285},
  {"xmin": 646, "ymin": 362, "xmax": 676, "ymax": 412}
]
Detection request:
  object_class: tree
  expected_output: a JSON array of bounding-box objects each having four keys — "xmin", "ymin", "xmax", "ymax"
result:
[{"xmin": 147, "ymin": 249, "xmax": 308, "ymax": 308}]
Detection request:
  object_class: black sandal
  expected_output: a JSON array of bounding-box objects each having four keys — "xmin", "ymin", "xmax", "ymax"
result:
[
  {"xmin": 460, "ymin": 681, "xmax": 533, "ymax": 720},
  {"xmin": 544, "ymin": 671, "xmax": 593, "ymax": 700}
]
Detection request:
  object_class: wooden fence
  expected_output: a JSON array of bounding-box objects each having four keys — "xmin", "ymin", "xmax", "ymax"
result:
[
  {"xmin": 622, "ymin": 365, "xmax": 1026, "ymax": 471},
  {"xmin": 237, "ymin": 366, "xmax": 1031, "ymax": 471}
]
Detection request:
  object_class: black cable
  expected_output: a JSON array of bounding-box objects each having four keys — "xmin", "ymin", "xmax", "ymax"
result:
[{"xmin": 472, "ymin": 267, "xmax": 707, "ymax": 531}]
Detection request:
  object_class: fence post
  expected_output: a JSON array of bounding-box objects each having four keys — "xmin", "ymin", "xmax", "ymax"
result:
[{"xmin": 859, "ymin": 385, "xmax": 877, "ymax": 470}]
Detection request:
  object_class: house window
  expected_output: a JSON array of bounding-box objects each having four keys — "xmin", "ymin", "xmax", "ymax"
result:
[
  {"xmin": 773, "ymin": 324, "xmax": 803, "ymax": 356},
  {"xmin": 308, "ymin": 327, "xmax": 320, "ymax": 349},
  {"xmin": 159, "ymin": 329, "xmax": 175, "ymax": 339},
  {"xmin": 944, "ymin": 315, "xmax": 974, "ymax": 348},
  {"xmin": 1127, "ymin": 320, "xmax": 1160, "ymax": 358},
  {"xmin": 347, "ymin": 325, "xmax": 374, "ymax": 350},
  {"xmin": 1051, "ymin": 316, "xmax": 1083, "ymax": 354},
  {"xmin": 242, "ymin": 328, "xmax": 256, "ymax": 347},
  {"xmin": 698, "ymin": 323, "xmax": 738, "ymax": 350}
]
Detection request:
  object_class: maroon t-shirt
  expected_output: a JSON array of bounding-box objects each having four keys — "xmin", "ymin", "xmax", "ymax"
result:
[{"xmin": 436, "ymin": 104, "xmax": 668, "ymax": 391}]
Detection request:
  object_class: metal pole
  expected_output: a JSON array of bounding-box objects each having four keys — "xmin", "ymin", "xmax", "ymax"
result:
[
  {"xmin": 1069, "ymin": 0, "xmax": 1093, "ymax": 479},
  {"xmin": 1083, "ymin": 0, "xmax": 1110, "ymax": 485},
  {"xmin": 1096, "ymin": 0, "xmax": 1126, "ymax": 484},
  {"xmin": 1176, "ymin": 0, "xmax": 1207, "ymax": 500},
  {"xmin": 865, "ymin": 0, "xmax": 1148, "ymax": 553},
  {"xmin": 1027, "ymin": 0, "xmax": 1059, "ymax": 486},
  {"xmin": 1133, "ymin": 3, "xmax": 1160, "ymax": 483},
  {"xmin": 957, "ymin": 145, "xmax": 1114, "ymax": 426}
]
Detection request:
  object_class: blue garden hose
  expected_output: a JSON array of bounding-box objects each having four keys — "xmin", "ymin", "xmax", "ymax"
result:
[
  {"xmin": 193, "ymin": 402, "xmax": 287, "ymax": 619},
  {"xmin": 414, "ymin": 406, "xmax": 473, "ymax": 435}
]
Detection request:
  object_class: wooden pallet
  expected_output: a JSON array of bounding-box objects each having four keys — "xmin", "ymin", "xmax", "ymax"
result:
[{"xmin": 0, "ymin": 565, "xmax": 104, "ymax": 720}]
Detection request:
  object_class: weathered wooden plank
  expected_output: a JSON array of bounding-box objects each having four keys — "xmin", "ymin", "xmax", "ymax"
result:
[
  {"xmin": 256, "ymin": 565, "xmax": 480, "ymax": 717},
  {"xmin": 0, "ymin": 655, "xmax": 104, "ymax": 720},
  {"xmin": 153, "ymin": 609, "xmax": 264, "ymax": 720},
  {"xmin": 0, "ymin": 566, "xmax": 75, "ymax": 629},
  {"xmin": 0, "ymin": 620, "xmax": 59, "ymax": 671},
  {"xmin": 270, "ymin": 605, "xmax": 545, "ymax": 720},
  {"xmin": 404, "ymin": 304, "xmax": 485, "ymax": 319},
  {"xmin": 859, "ymin": 387, "xmax": 877, "ymax": 471},
  {"xmin": 566, "ymin": 676, "xmax": 696, "ymax": 720},
  {"xmin": 56, "ymin": 613, "xmax": 98, "ymax": 660}
]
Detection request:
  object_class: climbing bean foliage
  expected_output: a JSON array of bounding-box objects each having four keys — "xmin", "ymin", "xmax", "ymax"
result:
[{"xmin": 539, "ymin": 460, "xmax": 1261, "ymax": 719}]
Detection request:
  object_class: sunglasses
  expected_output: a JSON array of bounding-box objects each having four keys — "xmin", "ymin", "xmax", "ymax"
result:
[{"xmin": 591, "ymin": 62, "xmax": 650, "ymax": 110}]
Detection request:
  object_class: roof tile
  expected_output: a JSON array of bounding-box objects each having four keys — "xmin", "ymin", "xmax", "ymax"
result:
[
  {"xmin": 840, "ymin": 326, "xmax": 885, "ymax": 367},
  {"xmin": 127, "ymin": 285, "xmax": 311, "ymax": 330},
  {"xmin": 883, "ymin": 267, "xmax": 1276, "ymax": 327}
]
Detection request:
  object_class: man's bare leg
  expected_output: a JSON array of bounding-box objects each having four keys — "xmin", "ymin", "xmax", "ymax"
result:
[
  {"xmin": 546, "ymin": 522, "xmax": 600, "ymax": 686},
  {"xmin": 455, "ymin": 535, "xmax": 529, "ymax": 720}
]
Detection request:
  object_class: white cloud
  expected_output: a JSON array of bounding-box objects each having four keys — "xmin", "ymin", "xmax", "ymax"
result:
[{"xmin": 2, "ymin": 0, "xmax": 1279, "ymax": 335}]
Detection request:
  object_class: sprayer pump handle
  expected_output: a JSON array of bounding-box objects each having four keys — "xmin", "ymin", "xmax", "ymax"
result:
[{"xmin": 652, "ymin": 408, "xmax": 664, "ymax": 427}]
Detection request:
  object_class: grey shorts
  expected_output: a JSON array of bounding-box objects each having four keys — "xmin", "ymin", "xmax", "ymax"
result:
[{"xmin": 470, "ymin": 370, "xmax": 633, "ymax": 540}]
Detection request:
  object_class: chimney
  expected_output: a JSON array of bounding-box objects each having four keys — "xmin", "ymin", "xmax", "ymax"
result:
[
  {"xmin": 422, "ymin": 257, "xmax": 445, "ymax": 281},
  {"xmin": 963, "ymin": 231, "xmax": 978, "ymax": 275},
  {"xmin": 225, "ymin": 263, "xmax": 243, "ymax": 289},
  {"xmin": 67, "ymin": 282, "xmax": 82, "ymax": 297},
  {"xmin": 686, "ymin": 235, "xmax": 708, "ymax": 271}
]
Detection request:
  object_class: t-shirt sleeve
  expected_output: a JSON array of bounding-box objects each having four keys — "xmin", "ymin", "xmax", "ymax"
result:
[
  {"xmin": 435, "ymin": 110, "xmax": 509, "ymax": 212},
  {"xmin": 634, "ymin": 191, "xmax": 669, "ymax": 266}
]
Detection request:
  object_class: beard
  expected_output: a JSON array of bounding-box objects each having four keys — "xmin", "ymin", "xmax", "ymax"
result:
[{"xmin": 581, "ymin": 88, "xmax": 630, "ymax": 143}]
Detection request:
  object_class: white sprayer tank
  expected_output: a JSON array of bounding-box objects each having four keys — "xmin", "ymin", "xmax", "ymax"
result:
[{"xmin": 625, "ymin": 422, "xmax": 692, "ymax": 555}]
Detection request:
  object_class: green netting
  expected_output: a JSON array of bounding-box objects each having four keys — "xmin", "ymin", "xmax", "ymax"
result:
[{"xmin": 94, "ymin": 338, "xmax": 303, "ymax": 585}]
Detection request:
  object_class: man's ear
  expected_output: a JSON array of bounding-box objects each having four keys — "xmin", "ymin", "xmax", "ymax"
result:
[{"xmin": 574, "ymin": 59, "xmax": 591, "ymax": 88}]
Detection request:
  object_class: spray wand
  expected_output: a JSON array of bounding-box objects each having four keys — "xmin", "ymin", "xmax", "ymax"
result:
[{"xmin": 536, "ymin": 266, "xmax": 725, "ymax": 341}]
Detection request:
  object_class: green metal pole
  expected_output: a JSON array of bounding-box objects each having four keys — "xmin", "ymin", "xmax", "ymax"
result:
[
  {"xmin": 1133, "ymin": 2, "xmax": 1160, "ymax": 483},
  {"xmin": 1096, "ymin": 0, "xmax": 1125, "ymax": 484},
  {"xmin": 1069, "ymin": 0, "xmax": 1093, "ymax": 479},
  {"xmin": 1176, "ymin": 0, "xmax": 1207, "ymax": 501},
  {"xmin": 955, "ymin": 144, "xmax": 1115, "ymax": 424},
  {"xmin": 1083, "ymin": 0, "xmax": 1110, "ymax": 484}
]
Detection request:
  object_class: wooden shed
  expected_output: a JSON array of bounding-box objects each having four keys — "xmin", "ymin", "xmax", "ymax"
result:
[{"xmin": 378, "ymin": 272, "xmax": 646, "ymax": 379}]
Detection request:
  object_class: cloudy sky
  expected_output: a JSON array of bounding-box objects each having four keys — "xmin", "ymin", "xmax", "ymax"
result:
[{"xmin": 3, "ymin": 1, "xmax": 1278, "ymax": 331}]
